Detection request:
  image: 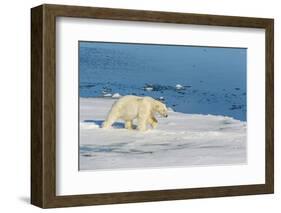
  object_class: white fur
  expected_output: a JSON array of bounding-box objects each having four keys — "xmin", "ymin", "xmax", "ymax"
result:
[{"xmin": 102, "ymin": 95, "xmax": 168, "ymax": 131}]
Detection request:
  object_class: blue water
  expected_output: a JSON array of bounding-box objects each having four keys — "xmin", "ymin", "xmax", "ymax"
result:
[{"xmin": 79, "ymin": 41, "xmax": 247, "ymax": 121}]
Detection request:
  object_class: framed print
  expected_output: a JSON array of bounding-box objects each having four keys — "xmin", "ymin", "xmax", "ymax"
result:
[{"xmin": 31, "ymin": 4, "xmax": 274, "ymax": 208}]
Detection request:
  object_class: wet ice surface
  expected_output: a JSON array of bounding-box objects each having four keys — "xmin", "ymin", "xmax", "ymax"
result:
[{"xmin": 79, "ymin": 98, "xmax": 247, "ymax": 171}]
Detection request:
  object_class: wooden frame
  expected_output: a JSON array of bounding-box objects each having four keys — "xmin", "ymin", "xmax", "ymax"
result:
[{"xmin": 31, "ymin": 4, "xmax": 274, "ymax": 208}]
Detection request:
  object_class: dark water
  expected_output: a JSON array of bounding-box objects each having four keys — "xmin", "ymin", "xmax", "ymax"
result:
[{"xmin": 79, "ymin": 41, "xmax": 247, "ymax": 121}]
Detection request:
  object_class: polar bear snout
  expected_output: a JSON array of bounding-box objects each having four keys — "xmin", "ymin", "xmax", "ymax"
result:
[
  {"xmin": 156, "ymin": 105, "xmax": 168, "ymax": 118},
  {"xmin": 160, "ymin": 111, "xmax": 168, "ymax": 118}
]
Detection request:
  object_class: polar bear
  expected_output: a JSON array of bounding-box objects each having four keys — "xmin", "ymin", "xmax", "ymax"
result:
[{"xmin": 102, "ymin": 95, "xmax": 168, "ymax": 131}]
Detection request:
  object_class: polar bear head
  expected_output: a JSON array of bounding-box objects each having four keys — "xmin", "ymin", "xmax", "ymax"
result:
[{"xmin": 153, "ymin": 100, "xmax": 168, "ymax": 117}]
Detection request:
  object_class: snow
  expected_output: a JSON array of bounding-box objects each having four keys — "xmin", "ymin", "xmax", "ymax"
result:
[{"xmin": 80, "ymin": 98, "xmax": 247, "ymax": 171}]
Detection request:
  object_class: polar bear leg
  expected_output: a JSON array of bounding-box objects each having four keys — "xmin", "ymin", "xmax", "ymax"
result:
[
  {"xmin": 137, "ymin": 119, "xmax": 147, "ymax": 131},
  {"xmin": 102, "ymin": 119, "xmax": 115, "ymax": 129},
  {"xmin": 136, "ymin": 101, "xmax": 151, "ymax": 131},
  {"xmin": 137, "ymin": 114, "xmax": 149, "ymax": 131},
  {"xmin": 125, "ymin": 120, "xmax": 133, "ymax": 130},
  {"xmin": 102, "ymin": 111, "xmax": 118, "ymax": 129},
  {"xmin": 148, "ymin": 116, "xmax": 158, "ymax": 129}
]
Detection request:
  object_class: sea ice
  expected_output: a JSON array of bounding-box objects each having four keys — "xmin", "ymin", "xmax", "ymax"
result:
[{"xmin": 79, "ymin": 98, "xmax": 247, "ymax": 170}]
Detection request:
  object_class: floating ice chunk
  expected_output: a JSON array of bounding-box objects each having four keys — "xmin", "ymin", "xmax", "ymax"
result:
[
  {"xmin": 103, "ymin": 93, "xmax": 112, "ymax": 97},
  {"xmin": 175, "ymin": 84, "xmax": 184, "ymax": 90},
  {"xmin": 144, "ymin": 87, "xmax": 153, "ymax": 91},
  {"xmin": 143, "ymin": 84, "xmax": 154, "ymax": 91},
  {"xmin": 112, "ymin": 93, "xmax": 122, "ymax": 98},
  {"xmin": 102, "ymin": 88, "xmax": 112, "ymax": 94}
]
